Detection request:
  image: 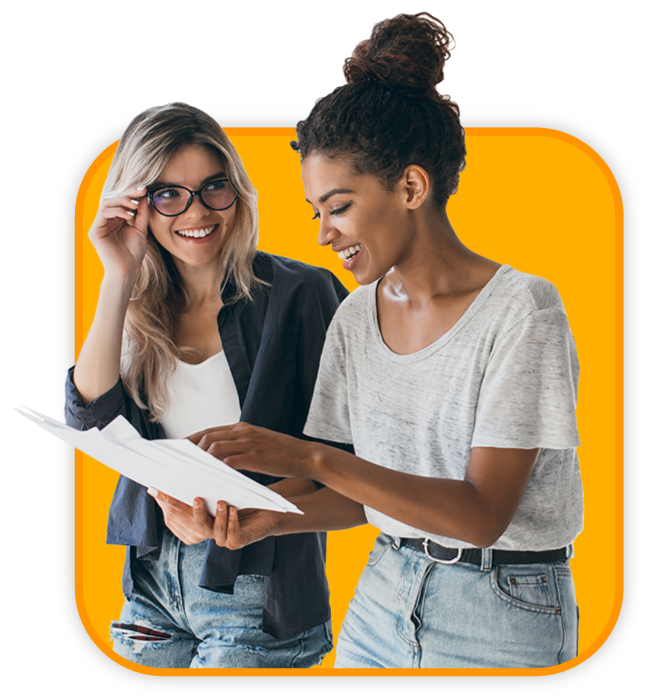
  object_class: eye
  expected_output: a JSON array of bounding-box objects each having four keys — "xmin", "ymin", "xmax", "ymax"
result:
[
  {"xmin": 311, "ymin": 202, "xmax": 351, "ymax": 220},
  {"xmin": 204, "ymin": 180, "xmax": 229, "ymax": 192},
  {"xmin": 330, "ymin": 203, "xmax": 351, "ymax": 216},
  {"xmin": 154, "ymin": 188, "xmax": 182, "ymax": 200}
]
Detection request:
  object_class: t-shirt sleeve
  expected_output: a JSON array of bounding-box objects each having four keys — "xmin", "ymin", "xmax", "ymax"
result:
[
  {"xmin": 471, "ymin": 308, "xmax": 581, "ymax": 449},
  {"xmin": 303, "ymin": 314, "xmax": 354, "ymax": 445}
]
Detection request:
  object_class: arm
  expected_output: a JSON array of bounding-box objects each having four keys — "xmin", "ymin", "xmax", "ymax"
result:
[
  {"xmin": 190, "ymin": 424, "xmax": 539, "ymax": 548},
  {"xmin": 148, "ymin": 475, "xmax": 341, "ymax": 546},
  {"xmin": 199, "ymin": 486, "xmax": 367, "ymax": 551},
  {"xmin": 73, "ymin": 189, "xmax": 149, "ymax": 403}
]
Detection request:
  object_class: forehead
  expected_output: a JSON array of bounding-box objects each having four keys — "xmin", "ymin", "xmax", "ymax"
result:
[
  {"xmin": 158, "ymin": 144, "xmax": 224, "ymax": 185},
  {"xmin": 301, "ymin": 153, "xmax": 385, "ymax": 201}
]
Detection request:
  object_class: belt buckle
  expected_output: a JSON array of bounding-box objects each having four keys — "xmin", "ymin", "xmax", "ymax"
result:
[{"xmin": 422, "ymin": 537, "xmax": 462, "ymax": 564}]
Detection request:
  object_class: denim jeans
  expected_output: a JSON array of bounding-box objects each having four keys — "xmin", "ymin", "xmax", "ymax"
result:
[
  {"xmin": 110, "ymin": 530, "xmax": 332, "ymax": 668},
  {"xmin": 334, "ymin": 533, "xmax": 578, "ymax": 669}
]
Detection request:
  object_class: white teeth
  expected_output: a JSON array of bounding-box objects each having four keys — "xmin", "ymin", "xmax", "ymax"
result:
[
  {"xmin": 337, "ymin": 244, "xmax": 362, "ymax": 260},
  {"xmin": 176, "ymin": 226, "xmax": 215, "ymax": 239}
]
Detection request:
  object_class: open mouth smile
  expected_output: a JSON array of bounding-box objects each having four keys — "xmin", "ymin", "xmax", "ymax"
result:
[
  {"xmin": 175, "ymin": 225, "xmax": 216, "ymax": 239},
  {"xmin": 337, "ymin": 244, "xmax": 362, "ymax": 261}
]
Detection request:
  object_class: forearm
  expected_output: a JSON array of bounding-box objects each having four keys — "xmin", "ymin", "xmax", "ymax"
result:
[
  {"xmin": 269, "ymin": 487, "xmax": 367, "ymax": 536},
  {"xmin": 311, "ymin": 451, "xmax": 483, "ymax": 544},
  {"xmin": 73, "ymin": 274, "xmax": 135, "ymax": 404},
  {"xmin": 307, "ymin": 445, "xmax": 537, "ymax": 548},
  {"xmin": 268, "ymin": 477, "xmax": 318, "ymax": 498},
  {"xmin": 193, "ymin": 424, "xmax": 536, "ymax": 547}
]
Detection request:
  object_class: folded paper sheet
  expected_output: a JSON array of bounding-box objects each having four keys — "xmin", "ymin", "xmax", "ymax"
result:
[{"xmin": 17, "ymin": 406, "xmax": 302, "ymax": 515}]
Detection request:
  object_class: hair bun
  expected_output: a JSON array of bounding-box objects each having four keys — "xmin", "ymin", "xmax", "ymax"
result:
[{"xmin": 344, "ymin": 13, "xmax": 453, "ymax": 95}]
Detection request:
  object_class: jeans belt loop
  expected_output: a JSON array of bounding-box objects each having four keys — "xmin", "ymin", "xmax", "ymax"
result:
[{"xmin": 480, "ymin": 547, "xmax": 493, "ymax": 571}]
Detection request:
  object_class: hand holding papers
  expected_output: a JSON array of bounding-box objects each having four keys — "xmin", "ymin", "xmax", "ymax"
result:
[{"xmin": 16, "ymin": 406, "xmax": 302, "ymax": 515}]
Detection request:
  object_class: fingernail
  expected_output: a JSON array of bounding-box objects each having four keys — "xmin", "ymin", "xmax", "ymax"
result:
[
  {"xmin": 147, "ymin": 488, "xmax": 158, "ymax": 497},
  {"xmin": 130, "ymin": 199, "xmax": 140, "ymax": 205},
  {"xmin": 229, "ymin": 506, "xmax": 236, "ymax": 516},
  {"xmin": 136, "ymin": 186, "xmax": 146, "ymax": 191},
  {"xmin": 193, "ymin": 499, "xmax": 200, "ymax": 509},
  {"xmin": 217, "ymin": 502, "xmax": 224, "ymax": 512}
]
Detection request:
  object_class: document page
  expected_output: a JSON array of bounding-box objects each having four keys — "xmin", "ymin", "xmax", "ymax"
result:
[{"xmin": 17, "ymin": 406, "xmax": 303, "ymax": 515}]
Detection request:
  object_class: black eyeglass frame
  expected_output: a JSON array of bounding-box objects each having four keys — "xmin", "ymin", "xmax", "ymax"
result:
[{"xmin": 147, "ymin": 179, "xmax": 239, "ymax": 217}]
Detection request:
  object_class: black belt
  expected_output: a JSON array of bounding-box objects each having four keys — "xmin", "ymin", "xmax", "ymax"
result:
[{"xmin": 400, "ymin": 538, "xmax": 569, "ymax": 566}]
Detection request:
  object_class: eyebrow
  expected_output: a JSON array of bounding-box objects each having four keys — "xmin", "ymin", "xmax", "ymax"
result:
[
  {"xmin": 306, "ymin": 188, "xmax": 355, "ymax": 205},
  {"xmin": 149, "ymin": 171, "xmax": 228, "ymax": 191}
]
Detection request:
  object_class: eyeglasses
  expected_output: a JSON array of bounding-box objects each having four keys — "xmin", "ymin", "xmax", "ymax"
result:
[{"xmin": 147, "ymin": 179, "xmax": 238, "ymax": 217}]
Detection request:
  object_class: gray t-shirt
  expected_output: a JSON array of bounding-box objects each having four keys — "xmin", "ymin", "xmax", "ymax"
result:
[{"xmin": 303, "ymin": 265, "xmax": 583, "ymax": 551}]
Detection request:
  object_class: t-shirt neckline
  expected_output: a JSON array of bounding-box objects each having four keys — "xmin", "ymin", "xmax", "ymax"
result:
[{"xmin": 369, "ymin": 264, "xmax": 512, "ymax": 361}]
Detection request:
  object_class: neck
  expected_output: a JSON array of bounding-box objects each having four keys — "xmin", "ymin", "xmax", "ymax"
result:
[
  {"xmin": 386, "ymin": 206, "xmax": 499, "ymax": 303},
  {"xmin": 174, "ymin": 259, "xmax": 225, "ymax": 306}
]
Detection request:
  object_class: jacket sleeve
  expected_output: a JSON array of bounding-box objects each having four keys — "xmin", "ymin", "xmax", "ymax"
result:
[
  {"xmin": 64, "ymin": 366, "xmax": 162, "ymax": 440},
  {"xmin": 64, "ymin": 366, "xmax": 128, "ymax": 430}
]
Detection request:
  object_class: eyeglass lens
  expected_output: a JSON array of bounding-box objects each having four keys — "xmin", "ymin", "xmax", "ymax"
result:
[{"xmin": 151, "ymin": 180, "xmax": 237, "ymax": 216}]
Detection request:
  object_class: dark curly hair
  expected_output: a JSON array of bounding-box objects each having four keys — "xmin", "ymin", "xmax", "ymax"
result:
[{"xmin": 291, "ymin": 13, "xmax": 466, "ymax": 207}]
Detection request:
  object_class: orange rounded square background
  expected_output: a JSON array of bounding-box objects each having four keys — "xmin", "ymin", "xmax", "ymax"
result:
[{"xmin": 75, "ymin": 127, "xmax": 622, "ymax": 676}]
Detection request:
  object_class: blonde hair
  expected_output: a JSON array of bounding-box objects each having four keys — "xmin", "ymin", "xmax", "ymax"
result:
[{"xmin": 103, "ymin": 103, "xmax": 260, "ymax": 420}]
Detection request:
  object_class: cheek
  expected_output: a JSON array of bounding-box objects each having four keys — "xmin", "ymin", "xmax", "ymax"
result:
[{"xmin": 147, "ymin": 219, "xmax": 170, "ymax": 248}]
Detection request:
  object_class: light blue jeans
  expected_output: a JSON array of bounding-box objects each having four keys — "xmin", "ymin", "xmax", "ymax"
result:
[
  {"xmin": 111, "ymin": 530, "xmax": 332, "ymax": 668},
  {"xmin": 335, "ymin": 533, "xmax": 578, "ymax": 669}
]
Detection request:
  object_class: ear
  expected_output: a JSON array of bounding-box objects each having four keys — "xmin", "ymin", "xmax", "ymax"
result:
[{"xmin": 400, "ymin": 165, "xmax": 430, "ymax": 209}]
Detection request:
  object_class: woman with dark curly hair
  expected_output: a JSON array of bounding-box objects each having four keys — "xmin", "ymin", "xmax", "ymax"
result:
[{"xmin": 190, "ymin": 13, "xmax": 582, "ymax": 669}]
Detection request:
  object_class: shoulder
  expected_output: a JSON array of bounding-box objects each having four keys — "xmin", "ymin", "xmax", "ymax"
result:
[
  {"xmin": 329, "ymin": 283, "xmax": 371, "ymax": 323},
  {"xmin": 501, "ymin": 268, "xmax": 566, "ymax": 311},
  {"xmin": 253, "ymin": 251, "xmax": 348, "ymax": 300},
  {"xmin": 488, "ymin": 267, "xmax": 569, "ymax": 331}
]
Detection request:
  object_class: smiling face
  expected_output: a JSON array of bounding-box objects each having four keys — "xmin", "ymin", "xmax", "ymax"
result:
[
  {"xmin": 147, "ymin": 144, "xmax": 237, "ymax": 275},
  {"xmin": 302, "ymin": 153, "xmax": 422, "ymax": 286}
]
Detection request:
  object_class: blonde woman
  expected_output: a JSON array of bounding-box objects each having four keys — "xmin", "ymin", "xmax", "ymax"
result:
[{"xmin": 66, "ymin": 103, "xmax": 346, "ymax": 668}]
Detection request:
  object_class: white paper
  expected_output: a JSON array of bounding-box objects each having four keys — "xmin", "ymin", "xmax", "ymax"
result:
[{"xmin": 16, "ymin": 405, "xmax": 303, "ymax": 516}]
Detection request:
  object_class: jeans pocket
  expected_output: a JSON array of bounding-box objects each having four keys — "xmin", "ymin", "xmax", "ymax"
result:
[
  {"xmin": 490, "ymin": 564, "xmax": 562, "ymax": 614},
  {"xmin": 366, "ymin": 533, "xmax": 394, "ymax": 568}
]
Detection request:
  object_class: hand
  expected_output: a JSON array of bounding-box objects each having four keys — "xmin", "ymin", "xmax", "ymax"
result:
[
  {"xmin": 147, "ymin": 488, "xmax": 282, "ymax": 549},
  {"xmin": 187, "ymin": 422, "xmax": 320, "ymax": 480},
  {"xmin": 193, "ymin": 499, "xmax": 281, "ymax": 550},
  {"xmin": 147, "ymin": 488, "xmax": 210, "ymax": 545},
  {"xmin": 88, "ymin": 186, "xmax": 150, "ymax": 281}
]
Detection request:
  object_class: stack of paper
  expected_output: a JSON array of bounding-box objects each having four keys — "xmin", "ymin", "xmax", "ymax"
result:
[{"xmin": 16, "ymin": 406, "xmax": 302, "ymax": 515}]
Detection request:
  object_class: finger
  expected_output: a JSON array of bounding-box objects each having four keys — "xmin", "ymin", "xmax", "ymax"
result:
[
  {"xmin": 99, "ymin": 206, "xmax": 138, "ymax": 223},
  {"xmin": 128, "ymin": 185, "xmax": 148, "ymax": 198},
  {"xmin": 212, "ymin": 501, "xmax": 230, "ymax": 546},
  {"xmin": 225, "ymin": 506, "xmax": 242, "ymax": 549},
  {"xmin": 148, "ymin": 488, "xmax": 186, "ymax": 508},
  {"xmin": 101, "ymin": 195, "xmax": 146, "ymax": 211},
  {"xmin": 187, "ymin": 422, "xmax": 242, "ymax": 445},
  {"xmin": 192, "ymin": 498, "xmax": 213, "ymax": 535},
  {"xmin": 147, "ymin": 487, "xmax": 166, "ymax": 503},
  {"xmin": 133, "ymin": 194, "xmax": 150, "ymax": 232}
]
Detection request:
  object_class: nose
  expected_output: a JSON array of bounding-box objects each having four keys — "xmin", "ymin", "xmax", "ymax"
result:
[
  {"xmin": 317, "ymin": 218, "xmax": 338, "ymax": 247},
  {"xmin": 185, "ymin": 192, "xmax": 212, "ymax": 217}
]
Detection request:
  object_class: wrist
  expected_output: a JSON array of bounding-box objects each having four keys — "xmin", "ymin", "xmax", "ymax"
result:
[
  {"xmin": 306, "ymin": 442, "xmax": 332, "ymax": 482},
  {"xmin": 99, "ymin": 273, "xmax": 137, "ymax": 307}
]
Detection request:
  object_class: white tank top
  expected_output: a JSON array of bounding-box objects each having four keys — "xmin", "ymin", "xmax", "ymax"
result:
[{"xmin": 159, "ymin": 350, "xmax": 241, "ymax": 439}]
